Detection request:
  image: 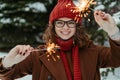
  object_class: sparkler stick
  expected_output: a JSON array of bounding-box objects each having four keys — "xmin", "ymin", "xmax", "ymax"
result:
[
  {"xmin": 89, "ymin": 7, "xmax": 94, "ymax": 12},
  {"xmin": 31, "ymin": 47, "xmax": 60, "ymax": 52},
  {"xmin": 31, "ymin": 48, "xmax": 47, "ymax": 52}
]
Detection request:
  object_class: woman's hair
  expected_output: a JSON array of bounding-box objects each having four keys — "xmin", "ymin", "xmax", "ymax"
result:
[{"xmin": 43, "ymin": 23, "xmax": 91, "ymax": 48}]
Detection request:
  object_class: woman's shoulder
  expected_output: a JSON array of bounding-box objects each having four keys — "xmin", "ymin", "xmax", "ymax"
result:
[
  {"xmin": 86, "ymin": 40, "xmax": 107, "ymax": 49},
  {"xmin": 87, "ymin": 40, "xmax": 98, "ymax": 48}
]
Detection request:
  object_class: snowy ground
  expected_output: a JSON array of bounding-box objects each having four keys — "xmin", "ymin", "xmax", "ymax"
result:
[
  {"xmin": 100, "ymin": 68, "xmax": 120, "ymax": 80},
  {"xmin": 0, "ymin": 52, "xmax": 120, "ymax": 80}
]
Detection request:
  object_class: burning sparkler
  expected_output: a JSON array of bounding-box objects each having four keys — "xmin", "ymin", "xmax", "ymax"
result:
[
  {"xmin": 32, "ymin": 41, "xmax": 60, "ymax": 61},
  {"xmin": 71, "ymin": 0, "xmax": 96, "ymax": 22},
  {"xmin": 46, "ymin": 42, "xmax": 60, "ymax": 61}
]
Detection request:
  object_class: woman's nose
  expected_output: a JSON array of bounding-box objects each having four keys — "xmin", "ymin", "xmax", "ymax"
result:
[{"xmin": 63, "ymin": 23, "xmax": 69, "ymax": 29}]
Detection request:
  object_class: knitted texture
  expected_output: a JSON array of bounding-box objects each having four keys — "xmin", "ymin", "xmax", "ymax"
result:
[
  {"xmin": 49, "ymin": 0, "xmax": 82, "ymax": 24},
  {"xmin": 56, "ymin": 38, "xmax": 82, "ymax": 80}
]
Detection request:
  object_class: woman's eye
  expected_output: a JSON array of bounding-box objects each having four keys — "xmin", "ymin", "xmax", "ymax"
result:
[
  {"xmin": 57, "ymin": 21, "xmax": 63, "ymax": 24},
  {"xmin": 68, "ymin": 21, "xmax": 75, "ymax": 24}
]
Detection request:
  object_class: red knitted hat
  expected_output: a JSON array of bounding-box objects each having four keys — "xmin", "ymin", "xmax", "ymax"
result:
[{"xmin": 49, "ymin": 0, "xmax": 82, "ymax": 24}]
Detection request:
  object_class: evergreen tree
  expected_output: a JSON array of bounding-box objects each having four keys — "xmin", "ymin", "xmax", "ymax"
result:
[
  {"xmin": 0, "ymin": 0, "xmax": 119, "ymax": 50},
  {"xmin": 0, "ymin": 0, "xmax": 57, "ymax": 50}
]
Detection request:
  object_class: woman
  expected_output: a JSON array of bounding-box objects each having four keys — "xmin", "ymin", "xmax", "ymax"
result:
[{"xmin": 0, "ymin": 0, "xmax": 120, "ymax": 80}]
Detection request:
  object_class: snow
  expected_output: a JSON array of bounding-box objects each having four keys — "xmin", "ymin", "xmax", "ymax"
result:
[
  {"xmin": 113, "ymin": 12, "xmax": 120, "ymax": 25},
  {"xmin": 0, "ymin": 3, "xmax": 6, "ymax": 9},
  {"xmin": 100, "ymin": 68, "xmax": 120, "ymax": 80},
  {"xmin": 26, "ymin": 2, "xmax": 47, "ymax": 12},
  {"xmin": 0, "ymin": 18, "xmax": 12, "ymax": 24},
  {"xmin": 0, "ymin": 2, "xmax": 47, "ymax": 24},
  {"xmin": 109, "ymin": 1, "xmax": 117, "ymax": 8},
  {"xmin": 94, "ymin": 5, "xmax": 105, "ymax": 10}
]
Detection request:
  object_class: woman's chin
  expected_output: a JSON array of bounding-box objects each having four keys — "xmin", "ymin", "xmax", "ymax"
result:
[{"xmin": 59, "ymin": 36, "xmax": 73, "ymax": 41}]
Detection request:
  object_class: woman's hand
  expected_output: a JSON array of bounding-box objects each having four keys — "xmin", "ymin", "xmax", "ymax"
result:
[
  {"xmin": 94, "ymin": 10, "xmax": 119, "ymax": 36},
  {"xmin": 2, "ymin": 45, "xmax": 33, "ymax": 68}
]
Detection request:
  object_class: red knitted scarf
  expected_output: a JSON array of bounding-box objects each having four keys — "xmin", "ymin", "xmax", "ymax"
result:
[{"xmin": 56, "ymin": 38, "xmax": 82, "ymax": 80}]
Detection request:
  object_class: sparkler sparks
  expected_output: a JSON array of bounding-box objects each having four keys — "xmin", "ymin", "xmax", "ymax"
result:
[
  {"xmin": 71, "ymin": 0, "xmax": 96, "ymax": 22},
  {"xmin": 46, "ymin": 42, "xmax": 60, "ymax": 61},
  {"xmin": 75, "ymin": 0, "xmax": 96, "ymax": 12},
  {"xmin": 32, "ymin": 41, "xmax": 60, "ymax": 61}
]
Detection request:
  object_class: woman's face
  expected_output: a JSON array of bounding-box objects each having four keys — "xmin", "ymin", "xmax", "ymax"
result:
[{"xmin": 54, "ymin": 17, "xmax": 76, "ymax": 40}]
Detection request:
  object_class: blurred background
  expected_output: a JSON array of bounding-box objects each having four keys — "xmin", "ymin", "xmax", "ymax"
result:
[{"xmin": 0, "ymin": 0, "xmax": 120, "ymax": 80}]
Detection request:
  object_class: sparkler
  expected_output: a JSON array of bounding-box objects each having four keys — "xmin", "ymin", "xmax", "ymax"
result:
[
  {"xmin": 71, "ymin": 0, "xmax": 96, "ymax": 22},
  {"xmin": 45, "ymin": 42, "xmax": 60, "ymax": 61},
  {"xmin": 32, "ymin": 42, "xmax": 60, "ymax": 61}
]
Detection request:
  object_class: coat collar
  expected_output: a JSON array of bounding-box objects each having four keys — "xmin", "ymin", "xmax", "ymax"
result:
[{"xmin": 39, "ymin": 52, "xmax": 68, "ymax": 80}]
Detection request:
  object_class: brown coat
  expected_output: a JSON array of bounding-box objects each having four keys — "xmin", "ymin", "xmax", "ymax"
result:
[{"xmin": 0, "ymin": 39, "xmax": 120, "ymax": 80}]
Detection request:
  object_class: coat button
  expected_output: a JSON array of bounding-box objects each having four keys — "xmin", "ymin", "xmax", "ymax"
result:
[{"xmin": 48, "ymin": 75, "xmax": 52, "ymax": 80}]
